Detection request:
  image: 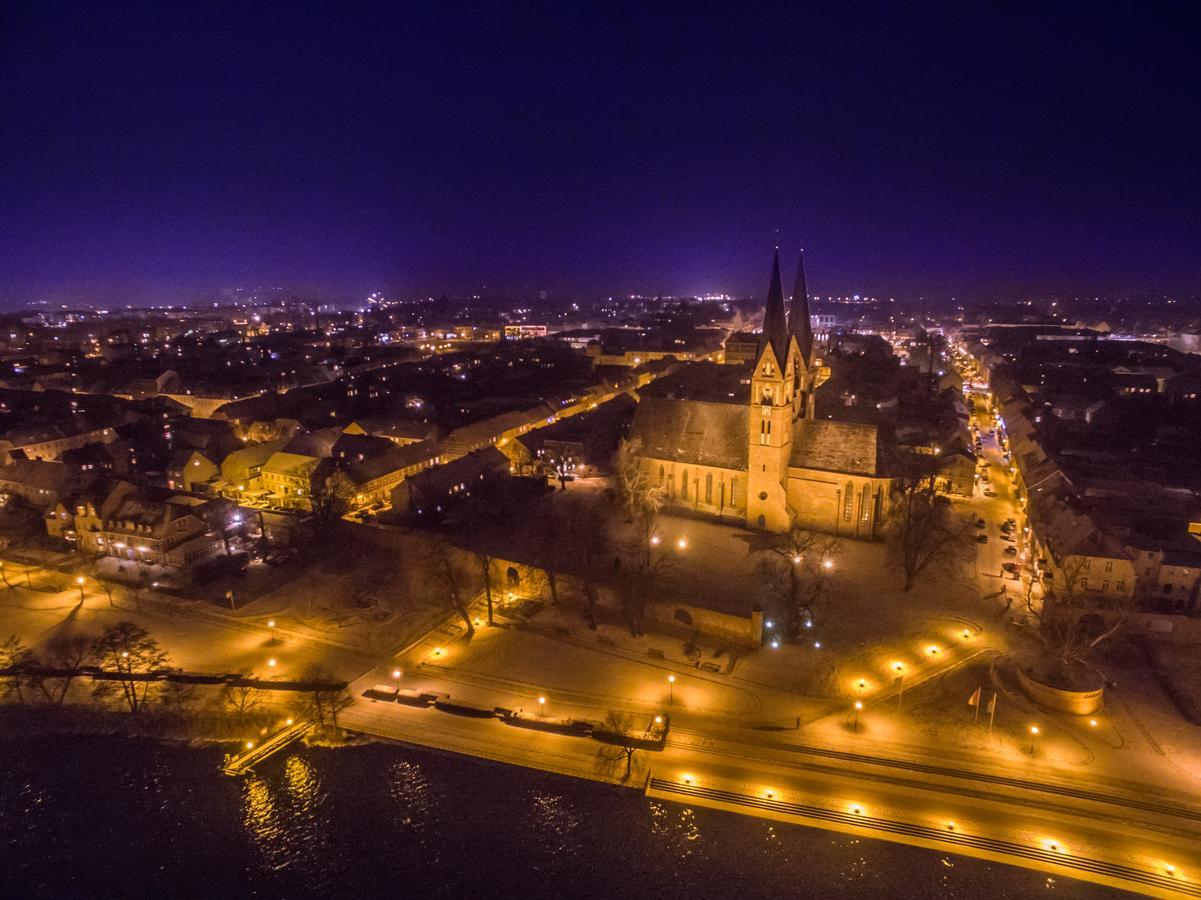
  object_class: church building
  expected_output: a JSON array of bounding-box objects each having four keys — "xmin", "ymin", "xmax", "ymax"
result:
[{"xmin": 629, "ymin": 252, "xmax": 891, "ymax": 539}]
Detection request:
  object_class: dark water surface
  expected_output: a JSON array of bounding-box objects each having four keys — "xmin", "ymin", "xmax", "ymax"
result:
[{"xmin": 0, "ymin": 737, "xmax": 1119, "ymax": 898}]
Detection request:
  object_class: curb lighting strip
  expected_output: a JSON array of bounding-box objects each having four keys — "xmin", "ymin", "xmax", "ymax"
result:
[{"xmin": 649, "ymin": 778, "xmax": 1198, "ymax": 897}]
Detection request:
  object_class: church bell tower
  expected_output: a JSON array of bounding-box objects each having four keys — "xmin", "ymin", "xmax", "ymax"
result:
[{"xmin": 747, "ymin": 251, "xmax": 798, "ymax": 531}]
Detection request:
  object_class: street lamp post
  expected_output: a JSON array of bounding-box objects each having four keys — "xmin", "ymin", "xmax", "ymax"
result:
[
  {"xmin": 667, "ymin": 674, "xmax": 675, "ymax": 705},
  {"xmin": 75, "ymin": 575, "xmax": 85, "ymax": 602},
  {"xmin": 853, "ymin": 700, "xmax": 862, "ymax": 732},
  {"xmin": 538, "ymin": 695, "xmax": 546, "ymax": 717},
  {"xmin": 1029, "ymin": 724, "xmax": 1040, "ymax": 755}
]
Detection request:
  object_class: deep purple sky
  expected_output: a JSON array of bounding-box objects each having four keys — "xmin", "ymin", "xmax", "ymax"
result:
[{"xmin": 1, "ymin": 2, "xmax": 1199, "ymax": 306}]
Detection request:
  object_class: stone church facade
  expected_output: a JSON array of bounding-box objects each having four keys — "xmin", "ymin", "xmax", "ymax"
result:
[{"xmin": 630, "ymin": 252, "xmax": 891, "ymax": 540}]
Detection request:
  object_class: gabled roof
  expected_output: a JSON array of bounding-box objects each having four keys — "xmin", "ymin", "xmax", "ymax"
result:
[
  {"xmin": 629, "ymin": 397, "xmax": 748, "ymax": 471},
  {"xmin": 262, "ymin": 451, "xmax": 320, "ymax": 478},
  {"xmin": 346, "ymin": 440, "xmax": 441, "ymax": 485},
  {"xmin": 789, "ymin": 419, "xmax": 880, "ymax": 477}
]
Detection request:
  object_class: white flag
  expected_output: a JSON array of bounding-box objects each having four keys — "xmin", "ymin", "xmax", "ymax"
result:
[
  {"xmin": 986, "ymin": 693, "xmax": 997, "ymax": 715},
  {"xmin": 968, "ymin": 686, "xmax": 981, "ymax": 707}
]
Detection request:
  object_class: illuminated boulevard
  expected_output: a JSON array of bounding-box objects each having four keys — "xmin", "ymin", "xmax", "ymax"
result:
[{"xmin": 341, "ymin": 654, "xmax": 1199, "ymax": 899}]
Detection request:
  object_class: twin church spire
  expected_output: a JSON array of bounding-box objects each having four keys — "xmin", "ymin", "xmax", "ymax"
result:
[{"xmin": 761, "ymin": 249, "xmax": 814, "ymax": 366}]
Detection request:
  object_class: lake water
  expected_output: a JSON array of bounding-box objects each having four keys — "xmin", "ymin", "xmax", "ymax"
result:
[{"xmin": 0, "ymin": 737, "xmax": 1118, "ymax": 898}]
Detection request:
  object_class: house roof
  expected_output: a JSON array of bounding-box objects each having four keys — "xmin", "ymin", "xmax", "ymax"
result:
[
  {"xmin": 789, "ymin": 419, "xmax": 880, "ymax": 477},
  {"xmin": 629, "ymin": 397, "xmax": 749, "ymax": 471},
  {"xmin": 347, "ymin": 440, "xmax": 441, "ymax": 484}
]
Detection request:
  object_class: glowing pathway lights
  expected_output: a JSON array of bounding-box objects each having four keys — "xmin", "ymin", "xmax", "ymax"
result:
[
  {"xmin": 681, "ymin": 773, "xmax": 696, "ymax": 785},
  {"xmin": 676, "ymin": 537, "xmax": 688, "ymax": 550},
  {"xmin": 849, "ymin": 804, "xmax": 864, "ymax": 816},
  {"xmin": 926, "ymin": 645, "xmax": 940, "ymax": 657}
]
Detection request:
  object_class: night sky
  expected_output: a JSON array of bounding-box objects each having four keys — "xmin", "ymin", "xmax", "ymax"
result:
[{"xmin": 1, "ymin": 2, "xmax": 1199, "ymax": 306}]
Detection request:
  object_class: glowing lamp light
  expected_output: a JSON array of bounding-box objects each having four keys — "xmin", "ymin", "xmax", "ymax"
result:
[
  {"xmin": 814, "ymin": 641, "xmax": 822, "ymax": 649},
  {"xmin": 245, "ymin": 741, "xmax": 254, "ymax": 749},
  {"xmin": 854, "ymin": 701, "xmax": 863, "ymax": 710},
  {"xmin": 650, "ymin": 535, "xmax": 661, "ymax": 546},
  {"xmin": 770, "ymin": 639, "xmax": 780, "ymax": 649},
  {"xmin": 765, "ymin": 619, "xmax": 774, "ymax": 629},
  {"xmin": 892, "ymin": 662, "xmax": 905, "ymax": 673},
  {"xmin": 121, "ymin": 651, "xmax": 129, "ymax": 658},
  {"xmin": 667, "ymin": 675, "xmax": 676, "ymax": 684},
  {"xmin": 75, "ymin": 576, "xmax": 84, "ymax": 585},
  {"xmin": 962, "ymin": 629, "xmax": 971, "ymax": 639},
  {"xmin": 857, "ymin": 679, "xmax": 866, "ymax": 689},
  {"xmin": 765, "ymin": 789, "xmax": 775, "ymax": 800},
  {"xmin": 1030, "ymin": 725, "xmax": 1040, "ymax": 735},
  {"xmin": 946, "ymin": 821, "xmax": 956, "ymax": 831},
  {"xmin": 538, "ymin": 696, "xmax": 546, "ymax": 705},
  {"xmin": 792, "ymin": 554, "xmax": 801, "ymax": 564},
  {"xmin": 1088, "ymin": 719, "xmax": 1097, "ymax": 728},
  {"xmin": 653, "ymin": 715, "xmax": 663, "ymax": 725},
  {"xmin": 433, "ymin": 647, "xmax": 444, "ymax": 657},
  {"xmin": 822, "ymin": 559, "xmax": 833, "ymax": 570},
  {"xmin": 285, "ymin": 718, "xmax": 294, "ymax": 726},
  {"xmin": 850, "ymin": 804, "xmax": 863, "ymax": 815},
  {"xmin": 927, "ymin": 645, "xmax": 940, "ymax": 656},
  {"xmin": 676, "ymin": 537, "xmax": 687, "ymax": 550},
  {"xmin": 681, "ymin": 773, "xmax": 694, "ymax": 785},
  {"xmin": 267, "ymin": 619, "xmax": 275, "ymax": 628},
  {"xmin": 392, "ymin": 669, "xmax": 402, "ymax": 679}
]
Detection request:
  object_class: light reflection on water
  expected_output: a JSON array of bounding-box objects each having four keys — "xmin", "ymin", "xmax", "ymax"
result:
[{"xmin": 0, "ymin": 737, "xmax": 1122, "ymax": 899}]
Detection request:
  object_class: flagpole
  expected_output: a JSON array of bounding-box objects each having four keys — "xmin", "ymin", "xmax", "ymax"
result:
[
  {"xmin": 988, "ymin": 694, "xmax": 997, "ymax": 733},
  {"xmin": 974, "ymin": 686, "xmax": 980, "ymax": 723}
]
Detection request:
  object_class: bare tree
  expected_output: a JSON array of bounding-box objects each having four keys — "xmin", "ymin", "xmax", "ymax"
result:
[
  {"xmin": 614, "ymin": 438, "xmax": 664, "ymax": 566},
  {"xmin": 748, "ymin": 525, "xmax": 841, "ymax": 639},
  {"xmin": 310, "ymin": 462, "xmax": 356, "ymax": 522},
  {"xmin": 595, "ymin": 710, "xmax": 644, "ymax": 781},
  {"xmin": 0, "ymin": 634, "xmax": 35, "ymax": 705},
  {"xmin": 31, "ymin": 634, "xmax": 93, "ymax": 709},
  {"xmin": 1028, "ymin": 554, "xmax": 1130, "ymax": 668},
  {"xmin": 296, "ymin": 664, "xmax": 352, "ymax": 729},
  {"xmin": 885, "ymin": 460, "xmax": 975, "ymax": 592},
  {"xmin": 565, "ymin": 500, "xmax": 610, "ymax": 630},
  {"xmin": 221, "ymin": 669, "xmax": 268, "ymax": 720},
  {"xmin": 423, "ymin": 541, "xmax": 476, "ymax": 638},
  {"xmin": 91, "ymin": 621, "xmax": 170, "ymax": 714}
]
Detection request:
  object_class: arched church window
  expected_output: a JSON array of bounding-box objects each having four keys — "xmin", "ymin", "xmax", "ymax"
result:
[
  {"xmin": 658, "ymin": 464, "xmax": 664, "ymax": 484},
  {"xmin": 861, "ymin": 484, "xmax": 872, "ymax": 521},
  {"xmin": 681, "ymin": 469, "xmax": 688, "ymax": 499},
  {"xmin": 705, "ymin": 473, "xmax": 713, "ymax": 503},
  {"xmin": 843, "ymin": 482, "xmax": 854, "ymax": 520}
]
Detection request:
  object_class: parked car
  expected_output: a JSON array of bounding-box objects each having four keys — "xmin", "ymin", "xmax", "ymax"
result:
[
  {"xmin": 1003, "ymin": 546, "xmax": 1018, "ymax": 556},
  {"xmin": 1002, "ymin": 562, "xmax": 1019, "ymax": 574},
  {"xmin": 975, "ymin": 518, "xmax": 986, "ymax": 529},
  {"xmin": 976, "ymin": 534, "xmax": 989, "ymax": 544}
]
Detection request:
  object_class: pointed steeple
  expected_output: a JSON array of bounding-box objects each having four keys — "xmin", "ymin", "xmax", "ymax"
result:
[
  {"xmin": 789, "ymin": 250, "xmax": 814, "ymax": 362},
  {"xmin": 761, "ymin": 250, "xmax": 788, "ymax": 365}
]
